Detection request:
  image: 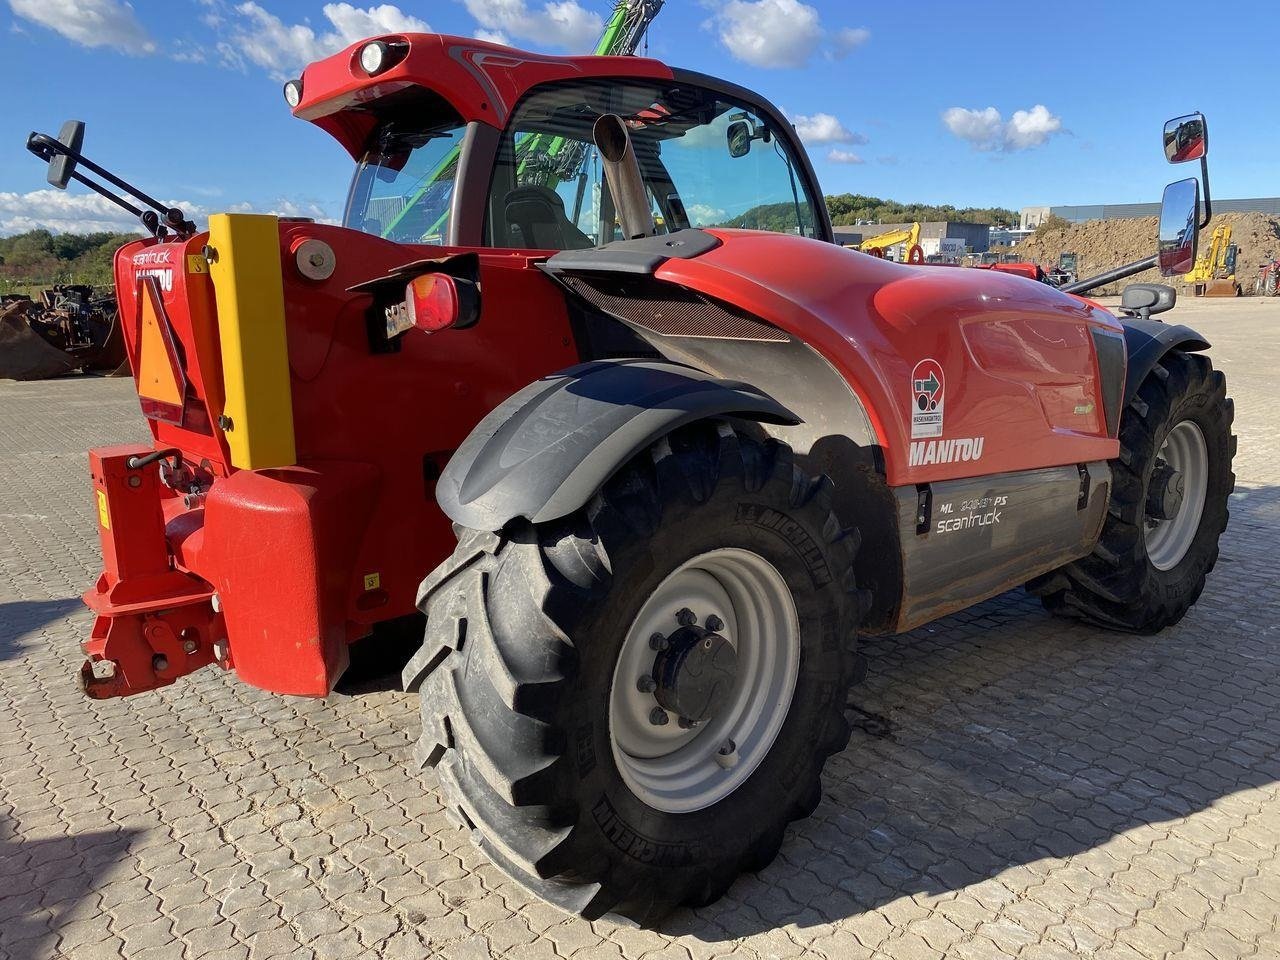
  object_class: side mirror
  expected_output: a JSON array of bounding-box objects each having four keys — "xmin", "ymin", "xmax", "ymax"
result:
[
  {"xmin": 1158, "ymin": 177, "xmax": 1200, "ymax": 276},
  {"xmin": 46, "ymin": 119, "xmax": 85, "ymax": 189},
  {"xmin": 726, "ymin": 120, "xmax": 752, "ymax": 159},
  {"xmin": 1164, "ymin": 113, "xmax": 1207, "ymax": 163}
]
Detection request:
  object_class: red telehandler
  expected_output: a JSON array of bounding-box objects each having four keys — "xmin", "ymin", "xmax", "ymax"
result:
[{"xmin": 25, "ymin": 31, "xmax": 1233, "ymax": 922}]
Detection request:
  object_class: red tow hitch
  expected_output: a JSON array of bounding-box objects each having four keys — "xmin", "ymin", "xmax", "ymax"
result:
[{"xmin": 81, "ymin": 445, "xmax": 225, "ymax": 698}]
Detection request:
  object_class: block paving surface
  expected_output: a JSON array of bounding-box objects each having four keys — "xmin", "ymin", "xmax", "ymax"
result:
[{"xmin": 1, "ymin": 297, "xmax": 1277, "ymax": 959}]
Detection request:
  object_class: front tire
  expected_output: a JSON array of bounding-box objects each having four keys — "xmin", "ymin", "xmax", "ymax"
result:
[
  {"xmin": 403, "ymin": 423, "xmax": 862, "ymax": 922},
  {"xmin": 1028, "ymin": 351, "xmax": 1234, "ymax": 632}
]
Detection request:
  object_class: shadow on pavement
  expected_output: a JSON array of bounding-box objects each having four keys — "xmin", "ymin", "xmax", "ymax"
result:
[
  {"xmin": 660, "ymin": 484, "xmax": 1280, "ymax": 939},
  {"xmin": 0, "ymin": 597, "xmax": 84, "ymax": 665},
  {"xmin": 0, "ymin": 814, "xmax": 138, "ymax": 958}
]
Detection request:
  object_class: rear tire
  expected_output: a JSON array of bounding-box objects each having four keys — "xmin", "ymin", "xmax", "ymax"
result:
[
  {"xmin": 1267, "ymin": 270, "xmax": 1279, "ymax": 297},
  {"xmin": 1028, "ymin": 351, "xmax": 1234, "ymax": 632},
  {"xmin": 403, "ymin": 422, "xmax": 862, "ymax": 922}
]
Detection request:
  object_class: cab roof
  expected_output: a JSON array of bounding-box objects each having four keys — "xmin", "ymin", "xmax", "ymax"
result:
[{"xmin": 293, "ymin": 33, "xmax": 676, "ymax": 159}]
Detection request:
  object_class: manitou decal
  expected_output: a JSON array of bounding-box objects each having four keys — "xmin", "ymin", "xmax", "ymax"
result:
[
  {"xmin": 910, "ymin": 358, "xmax": 945, "ymax": 438},
  {"xmin": 132, "ymin": 248, "xmax": 174, "ymax": 292},
  {"xmin": 909, "ymin": 436, "xmax": 985, "ymax": 467}
]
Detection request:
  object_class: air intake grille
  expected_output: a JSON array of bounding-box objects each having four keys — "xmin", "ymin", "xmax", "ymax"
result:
[{"xmin": 558, "ymin": 274, "xmax": 788, "ymax": 342}]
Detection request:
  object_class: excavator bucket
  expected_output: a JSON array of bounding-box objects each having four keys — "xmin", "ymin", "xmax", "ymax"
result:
[
  {"xmin": 0, "ymin": 299, "xmax": 78, "ymax": 380},
  {"xmin": 1202, "ymin": 279, "xmax": 1241, "ymax": 297}
]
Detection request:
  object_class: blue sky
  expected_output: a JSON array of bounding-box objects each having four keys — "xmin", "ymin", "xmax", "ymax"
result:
[{"xmin": 1, "ymin": 0, "xmax": 1274, "ymax": 234}]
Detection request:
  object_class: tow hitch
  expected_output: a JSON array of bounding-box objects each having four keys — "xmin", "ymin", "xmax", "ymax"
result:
[{"xmin": 81, "ymin": 444, "xmax": 225, "ymax": 698}]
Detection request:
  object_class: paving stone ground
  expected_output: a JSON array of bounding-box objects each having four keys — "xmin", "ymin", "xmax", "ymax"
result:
[{"xmin": 1, "ymin": 296, "xmax": 1278, "ymax": 960}]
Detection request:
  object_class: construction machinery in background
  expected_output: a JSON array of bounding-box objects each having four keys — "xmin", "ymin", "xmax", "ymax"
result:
[
  {"xmin": 1184, "ymin": 224, "xmax": 1241, "ymax": 296},
  {"xmin": 27, "ymin": 23, "xmax": 1233, "ymax": 925},
  {"xmin": 1254, "ymin": 257, "xmax": 1280, "ymax": 296},
  {"xmin": 850, "ymin": 221, "xmax": 923, "ymax": 262},
  {"xmin": 0, "ymin": 284, "xmax": 125, "ymax": 380}
]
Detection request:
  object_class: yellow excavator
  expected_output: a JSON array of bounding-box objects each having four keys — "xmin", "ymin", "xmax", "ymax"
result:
[
  {"xmin": 850, "ymin": 222, "xmax": 924, "ymax": 263},
  {"xmin": 1184, "ymin": 224, "xmax": 1241, "ymax": 296}
]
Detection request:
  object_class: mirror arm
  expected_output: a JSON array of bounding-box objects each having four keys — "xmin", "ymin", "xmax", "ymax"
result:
[
  {"xmin": 1198, "ymin": 153, "xmax": 1212, "ymax": 229},
  {"xmin": 1059, "ymin": 254, "xmax": 1158, "ymax": 296},
  {"xmin": 25, "ymin": 132, "xmax": 196, "ymax": 238}
]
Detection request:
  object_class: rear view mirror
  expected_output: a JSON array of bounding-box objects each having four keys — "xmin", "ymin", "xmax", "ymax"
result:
[
  {"xmin": 726, "ymin": 120, "xmax": 752, "ymax": 159},
  {"xmin": 1164, "ymin": 113, "xmax": 1207, "ymax": 163},
  {"xmin": 1158, "ymin": 177, "xmax": 1200, "ymax": 276},
  {"xmin": 46, "ymin": 119, "xmax": 85, "ymax": 189}
]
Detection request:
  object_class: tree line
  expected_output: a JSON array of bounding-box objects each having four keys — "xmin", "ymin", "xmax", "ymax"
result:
[{"xmin": 0, "ymin": 229, "xmax": 139, "ymax": 291}]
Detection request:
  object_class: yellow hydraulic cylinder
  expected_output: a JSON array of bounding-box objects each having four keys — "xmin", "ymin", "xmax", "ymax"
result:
[{"xmin": 207, "ymin": 213, "xmax": 296, "ymax": 469}]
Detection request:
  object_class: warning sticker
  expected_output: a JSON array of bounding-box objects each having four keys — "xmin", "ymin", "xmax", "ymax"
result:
[
  {"xmin": 96, "ymin": 489, "xmax": 110, "ymax": 530},
  {"xmin": 911, "ymin": 358, "xmax": 945, "ymax": 438}
]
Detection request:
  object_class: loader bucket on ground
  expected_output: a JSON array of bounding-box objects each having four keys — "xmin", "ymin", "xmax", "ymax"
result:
[
  {"xmin": 84, "ymin": 310, "xmax": 128, "ymax": 374},
  {"xmin": 0, "ymin": 301, "xmax": 78, "ymax": 381}
]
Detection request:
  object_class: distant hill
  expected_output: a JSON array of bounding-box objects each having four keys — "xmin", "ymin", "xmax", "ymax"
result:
[
  {"xmin": 712, "ymin": 196, "xmax": 1019, "ymax": 234},
  {"xmin": 0, "ymin": 230, "xmax": 136, "ymax": 291},
  {"xmin": 826, "ymin": 194, "xmax": 1017, "ymax": 227}
]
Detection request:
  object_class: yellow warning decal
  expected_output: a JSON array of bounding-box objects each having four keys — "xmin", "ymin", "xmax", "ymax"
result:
[
  {"xmin": 96, "ymin": 489, "xmax": 110, "ymax": 530},
  {"xmin": 137, "ymin": 282, "xmax": 184, "ymax": 406},
  {"xmin": 186, "ymin": 254, "xmax": 208, "ymax": 274},
  {"xmin": 363, "ymin": 573, "xmax": 381, "ymax": 591}
]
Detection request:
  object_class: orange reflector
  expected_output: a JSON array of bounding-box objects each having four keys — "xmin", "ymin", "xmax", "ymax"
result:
[{"xmin": 135, "ymin": 276, "xmax": 187, "ymax": 424}]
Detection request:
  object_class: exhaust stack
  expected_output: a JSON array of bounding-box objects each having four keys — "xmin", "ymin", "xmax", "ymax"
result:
[{"xmin": 593, "ymin": 114, "xmax": 656, "ymax": 241}]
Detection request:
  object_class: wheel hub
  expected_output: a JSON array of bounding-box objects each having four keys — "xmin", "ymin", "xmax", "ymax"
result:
[
  {"xmin": 1147, "ymin": 461, "xmax": 1185, "ymax": 521},
  {"xmin": 651, "ymin": 623, "xmax": 738, "ymax": 724}
]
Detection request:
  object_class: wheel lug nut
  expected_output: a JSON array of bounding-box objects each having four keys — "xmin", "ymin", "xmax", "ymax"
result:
[
  {"xmin": 705, "ymin": 614, "xmax": 724, "ymax": 632},
  {"xmin": 649, "ymin": 707, "xmax": 670, "ymax": 726},
  {"xmin": 649, "ymin": 632, "xmax": 669, "ymax": 651},
  {"xmin": 716, "ymin": 738, "xmax": 738, "ymax": 769},
  {"xmin": 676, "ymin": 608, "xmax": 695, "ymax": 626},
  {"xmin": 636, "ymin": 675, "xmax": 656, "ymax": 693}
]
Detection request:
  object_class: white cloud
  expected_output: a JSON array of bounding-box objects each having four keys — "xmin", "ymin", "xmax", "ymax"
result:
[
  {"xmin": 830, "ymin": 26, "xmax": 869, "ymax": 58},
  {"xmin": 474, "ymin": 28, "xmax": 510, "ymax": 45},
  {"xmin": 942, "ymin": 104, "xmax": 1063, "ymax": 152},
  {"xmin": 0, "ymin": 189, "xmax": 335, "ymax": 236},
  {"xmin": 709, "ymin": 0, "xmax": 868, "ymax": 68},
  {"xmin": 8, "ymin": 0, "xmax": 155, "ymax": 54},
  {"xmin": 687, "ymin": 203, "xmax": 727, "ymax": 225},
  {"xmin": 826, "ymin": 149, "xmax": 863, "ymax": 165},
  {"xmin": 462, "ymin": 0, "xmax": 602, "ymax": 52},
  {"xmin": 221, "ymin": 2, "xmax": 431, "ymax": 77},
  {"xmin": 1005, "ymin": 104, "xmax": 1063, "ymax": 150},
  {"xmin": 788, "ymin": 112, "xmax": 866, "ymax": 145}
]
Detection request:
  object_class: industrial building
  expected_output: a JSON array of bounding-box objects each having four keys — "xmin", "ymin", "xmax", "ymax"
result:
[{"xmin": 1022, "ymin": 197, "xmax": 1280, "ymax": 228}]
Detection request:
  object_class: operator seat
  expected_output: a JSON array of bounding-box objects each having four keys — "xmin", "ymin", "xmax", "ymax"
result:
[{"xmin": 503, "ymin": 186, "xmax": 594, "ymax": 251}]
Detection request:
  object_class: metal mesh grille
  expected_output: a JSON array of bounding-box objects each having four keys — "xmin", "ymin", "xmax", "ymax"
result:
[{"xmin": 559, "ymin": 275, "xmax": 789, "ymax": 342}]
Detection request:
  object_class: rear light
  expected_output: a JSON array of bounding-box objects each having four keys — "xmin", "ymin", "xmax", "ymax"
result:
[
  {"xmin": 283, "ymin": 79, "xmax": 302, "ymax": 108},
  {"xmin": 404, "ymin": 273, "xmax": 480, "ymax": 334}
]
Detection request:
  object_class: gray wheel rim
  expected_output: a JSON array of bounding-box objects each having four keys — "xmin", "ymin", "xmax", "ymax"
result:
[
  {"xmin": 608, "ymin": 548, "xmax": 800, "ymax": 814},
  {"xmin": 1146, "ymin": 420, "xmax": 1209, "ymax": 571}
]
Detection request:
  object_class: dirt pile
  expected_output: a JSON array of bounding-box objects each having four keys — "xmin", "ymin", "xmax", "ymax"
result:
[{"xmin": 1016, "ymin": 212, "xmax": 1280, "ymax": 293}]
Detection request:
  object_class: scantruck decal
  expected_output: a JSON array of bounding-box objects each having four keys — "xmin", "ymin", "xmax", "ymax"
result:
[{"xmin": 909, "ymin": 436, "xmax": 985, "ymax": 466}]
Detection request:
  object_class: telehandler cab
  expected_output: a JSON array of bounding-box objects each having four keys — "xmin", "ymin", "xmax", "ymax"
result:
[{"xmin": 26, "ymin": 31, "xmax": 1233, "ymax": 922}]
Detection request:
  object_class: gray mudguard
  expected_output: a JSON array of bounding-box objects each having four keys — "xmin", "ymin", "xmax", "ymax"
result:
[
  {"xmin": 1121, "ymin": 318, "xmax": 1209, "ymax": 406},
  {"xmin": 437, "ymin": 359, "xmax": 799, "ymax": 530}
]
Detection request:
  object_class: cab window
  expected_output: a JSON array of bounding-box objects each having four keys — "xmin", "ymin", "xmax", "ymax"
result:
[{"xmin": 485, "ymin": 79, "xmax": 820, "ymax": 250}]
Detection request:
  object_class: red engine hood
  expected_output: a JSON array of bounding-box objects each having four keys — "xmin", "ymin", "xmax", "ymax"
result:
[{"xmin": 656, "ymin": 230, "xmax": 1124, "ymax": 485}]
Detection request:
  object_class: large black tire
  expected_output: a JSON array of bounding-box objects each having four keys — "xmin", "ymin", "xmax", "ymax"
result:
[
  {"xmin": 1266, "ymin": 270, "xmax": 1279, "ymax": 297},
  {"xmin": 403, "ymin": 422, "xmax": 862, "ymax": 922},
  {"xmin": 1028, "ymin": 351, "xmax": 1234, "ymax": 632}
]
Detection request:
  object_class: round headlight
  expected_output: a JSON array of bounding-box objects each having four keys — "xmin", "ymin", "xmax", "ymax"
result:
[
  {"xmin": 283, "ymin": 79, "xmax": 302, "ymax": 108},
  {"xmin": 359, "ymin": 41, "xmax": 388, "ymax": 75}
]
